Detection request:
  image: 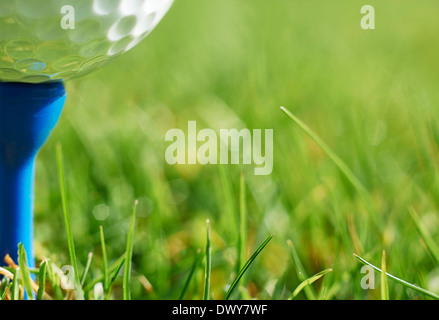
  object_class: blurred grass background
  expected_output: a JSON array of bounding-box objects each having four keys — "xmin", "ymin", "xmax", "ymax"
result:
[{"xmin": 33, "ymin": 0, "xmax": 439, "ymax": 299}]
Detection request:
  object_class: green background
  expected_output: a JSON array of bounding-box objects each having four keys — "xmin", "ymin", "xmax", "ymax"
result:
[{"xmin": 34, "ymin": 0, "xmax": 439, "ymax": 299}]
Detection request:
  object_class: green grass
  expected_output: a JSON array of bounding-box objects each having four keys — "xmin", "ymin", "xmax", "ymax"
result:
[
  {"xmin": 56, "ymin": 144, "xmax": 83, "ymax": 300},
  {"xmin": 11, "ymin": 268, "xmax": 20, "ymax": 300},
  {"xmin": 18, "ymin": 243, "xmax": 33, "ymax": 299},
  {"xmin": 354, "ymin": 253, "xmax": 439, "ymax": 300},
  {"xmin": 123, "ymin": 200, "xmax": 138, "ymax": 300},
  {"xmin": 224, "ymin": 235, "xmax": 273, "ymax": 300},
  {"xmin": 80, "ymin": 252, "xmax": 93, "ymax": 286},
  {"xmin": 2, "ymin": 0, "xmax": 439, "ymax": 300},
  {"xmin": 37, "ymin": 260, "xmax": 47, "ymax": 300},
  {"xmin": 203, "ymin": 220, "xmax": 211, "ymax": 300},
  {"xmin": 100, "ymin": 226, "xmax": 109, "ymax": 291},
  {"xmin": 381, "ymin": 251, "xmax": 389, "ymax": 300},
  {"xmin": 179, "ymin": 248, "xmax": 202, "ymax": 300},
  {"xmin": 289, "ymin": 268, "xmax": 333, "ymax": 300}
]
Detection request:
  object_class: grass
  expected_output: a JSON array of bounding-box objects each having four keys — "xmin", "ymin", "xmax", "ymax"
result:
[
  {"xmin": 289, "ymin": 268, "xmax": 333, "ymax": 300},
  {"xmin": 224, "ymin": 235, "xmax": 273, "ymax": 300},
  {"xmin": 203, "ymin": 220, "xmax": 211, "ymax": 300},
  {"xmin": 354, "ymin": 254, "xmax": 439, "ymax": 300},
  {"xmin": 280, "ymin": 106, "xmax": 381, "ymax": 231},
  {"xmin": 37, "ymin": 260, "xmax": 47, "ymax": 300},
  {"xmin": 123, "ymin": 200, "xmax": 138, "ymax": 300},
  {"xmin": 287, "ymin": 240, "xmax": 318, "ymax": 300},
  {"xmin": 179, "ymin": 248, "xmax": 202, "ymax": 300},
  {"xmin": 381, "ymin": 251, "xmax": 389, "ymax": 300},
  {"xmin": 56, "ymin": 144, "xmax": 83, "ymax": 299},
  {"xmin": 408, "ymin": 207, "xmax": 439, "ymax": 265},
  {"xmin": 238, "ymin": 173, "xmax": 247, "ymax": 277},
  {"xmin": 2, "ymin": 0, "xmax": 439, "ymax": 300},
  {"xmin": 99, "ymin": 226, "xmax": 109, "ymax": 291},
  {"xmin": 18, "ymin": 243, "xmax": 33, "ymax": 299}
]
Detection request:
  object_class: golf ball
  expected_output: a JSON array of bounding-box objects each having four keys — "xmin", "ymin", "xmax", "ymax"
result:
[{"xmin": 0, "ymin": 0, "xmax": 173, "ymax": 83}]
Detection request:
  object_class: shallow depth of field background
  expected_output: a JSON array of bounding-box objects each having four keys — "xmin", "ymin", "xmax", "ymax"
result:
[{"xmin": 33, "ymin": 0, "xmax": 439, "ymax": 299}]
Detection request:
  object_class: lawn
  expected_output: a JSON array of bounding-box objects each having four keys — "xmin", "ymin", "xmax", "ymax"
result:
[{"xmin": 3, "ymin": 0, "xmax": 439, "ymax": 300}]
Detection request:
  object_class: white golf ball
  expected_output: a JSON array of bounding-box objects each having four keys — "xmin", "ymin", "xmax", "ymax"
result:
[{"xmin": 0, "ymin": 0, "xmax": 173, "ymax": 83}]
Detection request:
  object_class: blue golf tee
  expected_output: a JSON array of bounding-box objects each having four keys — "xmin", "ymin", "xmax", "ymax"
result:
[{"xmin": 0, "ymin": 82, "xmax": 66, "ymax": 268}]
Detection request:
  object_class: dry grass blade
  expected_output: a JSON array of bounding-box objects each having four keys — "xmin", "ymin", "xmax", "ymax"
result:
[{"xmin": 0, "ymin": 267, "xmax": 14, "ymax": 280}]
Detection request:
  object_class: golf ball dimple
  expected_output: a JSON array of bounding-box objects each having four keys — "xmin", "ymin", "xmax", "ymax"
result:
[{"xmin": 0, "ymin": 0, "xmax": 173, "ymax": 83}]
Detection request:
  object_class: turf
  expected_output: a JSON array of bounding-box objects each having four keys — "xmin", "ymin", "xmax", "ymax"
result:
[{"xmin": 2, "ymin": 0, "xmax": 439, "ymax": 300}]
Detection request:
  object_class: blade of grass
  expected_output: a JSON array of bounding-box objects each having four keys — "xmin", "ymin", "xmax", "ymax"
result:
[
  {"xmin": 56, "ymin": 144, "xmax": 84, "ymax": 300},
  {"xmin": 37, "ymin": 260, "xmax": 47, "ymax": 300},
  {"xmin": 238, "ymin": 172, "xmax": 247, "ymax": 275},
  {"xmin": 287, "ymin": 240, "xmax": 316, "ymax": 300},
  {"xmin": 280, "ymin": 107, "xmax": 379, "ymax": 228},
  {"xmin": 272, "ymin": 268, "xmax": 289, "ymax": 300},
  {"xmin": 224, "ymin": 234, "xmax": 273, "ymax": 300},
  {"xmin": 381, "ymin": 250, "xmax": 389, "ymax": 300},
  {"xmin": 289, "ymin": 268, "xmax": 333, "ymax": 300},
  {"xmin": 123, "ymin": 200, "xmax": 138, "ymax": 300},
  {"xmin": 11, "ymin": 267, "xmax": 20, "ymax": 300},
  {"xmin": 80, "ymin": 252, "xmax": 93, "ymax": 287},
  {"xmin": 18, "ymin": 243, "xmax": 33, "ymax": 300},
  {"xmin": 0, "ymin": 279, "xmax": 7, "ymax": 299},
  {"xmin": 110, "ymin": 257, "xmax": 126, "ymax": 286},
  {"xmin": 408, "ymin": 206, "xmax": 439, "ymax": 265},
  {"xmin": 46, "ymin": 259, "xmax": 64, "ymax": 300},
  {"xmin": 45, "ymin": 259, "xmax": 62, "ymax": 300},
  {"xmin": 100, "ymin": 226, "xmax": 109, "ymax": 291},
  {"xmin": 83, "ymin": 254, "xmax": 125, "ymax": 292},
  {"xmin": 179, "ymin": 248, "xmax": 203, "ymax": 300},
  {"xmin": 203, "ymin": 220, "xmax": 211, "ymax": 300},
  {"xmin": 218, "ymin": 165, "xmax": 237, "ymax": 238},
  {"xmin": 105, "ymin": 255, "xmax": 126, "ymax": 300},
  {"xmin": 1, "ymin": 282, "xmax": 12, "ymax": 300},
  {"xmin": 0, "ymin": 268, "xmax": 13, "ymax": 300},
  {"xmin": 354, "ymin": 253, "xmax": 439, "ymax": 300}
]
